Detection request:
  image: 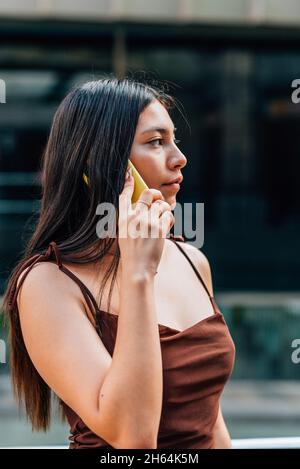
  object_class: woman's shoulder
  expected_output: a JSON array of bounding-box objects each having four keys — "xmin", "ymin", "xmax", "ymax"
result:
[
  {"xmin": 16, "ymin": 261, "xmax": 59, "ymax": 298},
  {"xmin": 17, "ymin": 260, "xmax": 65, "ymax": 295},
  {"xmin": 166, "ymin": 239, "xmax": 213, "ymax": 295},
  {"xmin": 167, "ymin": 238, "xmax": 210, "ymax": 267},
  {"xmin": 16, "ymin": 260, "xmax": 86, "ymax": 318}
]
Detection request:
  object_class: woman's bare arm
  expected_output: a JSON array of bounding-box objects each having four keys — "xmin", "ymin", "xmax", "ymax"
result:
[
  {"xmin": 97, "ymin": 266, "xmax": 163, "ymax": 448},
  {"xmin": 18, "ymin": 262, "xmax": 162, "ymax": 449}
]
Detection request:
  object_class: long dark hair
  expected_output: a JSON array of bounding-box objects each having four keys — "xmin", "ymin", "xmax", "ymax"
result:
[{"xmin": 2, "ymin": 74, "xmax": 183, "ymax": 432}]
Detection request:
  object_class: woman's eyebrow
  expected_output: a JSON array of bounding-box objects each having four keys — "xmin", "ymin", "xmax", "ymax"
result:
[{"xmin": 141, "ymin": 126, "xmax": 177, "ymax": 135}]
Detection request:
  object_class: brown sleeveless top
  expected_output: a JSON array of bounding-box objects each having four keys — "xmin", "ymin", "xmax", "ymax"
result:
[{"xmin": 12, "ymin": 235, "xmax": 236, "ymax": 449}]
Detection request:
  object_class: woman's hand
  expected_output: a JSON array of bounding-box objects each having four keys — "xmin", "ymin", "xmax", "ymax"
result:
[{"xmin": 118, "ymin": 168, "xmax": 175, "ymax": 277}]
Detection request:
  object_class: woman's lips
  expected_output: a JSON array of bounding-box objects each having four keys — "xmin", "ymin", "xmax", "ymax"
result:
[{"xmin": 162, "ymin": 182, "xmax": 180, "ymax": 192}]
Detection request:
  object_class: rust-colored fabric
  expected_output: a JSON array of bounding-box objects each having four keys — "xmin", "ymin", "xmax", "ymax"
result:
[{"xmin": 13, "ymin": 237, "xmax": 236, "ymax": 449}]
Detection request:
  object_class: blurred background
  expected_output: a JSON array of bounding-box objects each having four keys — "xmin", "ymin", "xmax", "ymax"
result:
[{"xmin": 0, "ymin": 0, "xmax": 300, "ymax": 448}]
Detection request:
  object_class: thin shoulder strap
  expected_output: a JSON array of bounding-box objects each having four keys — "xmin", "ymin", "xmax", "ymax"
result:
[
  {"xmin": 10, "ymin": 241, "xmax": 103, "ymax": 338},
  {"xmin": 169, "ymin": 236, "xmax": 213, "ymax": 300}
]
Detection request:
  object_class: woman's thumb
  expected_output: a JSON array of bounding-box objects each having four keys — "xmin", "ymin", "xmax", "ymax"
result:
[
  {"xmin": 122, "ymin": 168, "xmax": 134, "ymax": 197},
  {"xmin": 125, "ymin": 167, "xmax": 133, "ymax": 184},
  {"xmin": 120, "ymin": 167, "xmax": 134, "ymax": 208}
]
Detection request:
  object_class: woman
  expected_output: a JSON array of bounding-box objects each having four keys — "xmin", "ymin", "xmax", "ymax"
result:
[{"xmin": 3, "ymin": 76, "xmax": 236, "ymax": 449}]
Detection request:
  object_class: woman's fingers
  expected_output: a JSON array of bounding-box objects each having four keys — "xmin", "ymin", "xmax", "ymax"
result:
[
  {"xmin": 118, "ymin": 170, "xmax": 174, "ymax": 275},
  {"xmin": 146, "ymin": 199, "xmax": 174, "ymax": 238},
  {"xmin": 159, "ymin": 210, "xmax": 175, "ymax": 237},
  {"xmin": 150, "ymin": 200, "xmax": 171, "ymax": 218},
  {"xmin": 135, "ymin": 188, "xmax": 164, "ymax": 213}
]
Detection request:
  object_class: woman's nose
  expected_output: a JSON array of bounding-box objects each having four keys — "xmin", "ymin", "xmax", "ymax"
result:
[{"xmin": 172, "ymin": 148, "xmax": 187, "ymax": 169}]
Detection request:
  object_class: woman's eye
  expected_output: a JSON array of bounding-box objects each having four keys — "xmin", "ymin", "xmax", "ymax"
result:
[
  {"xmin": 149, "ymin": 138, "xmax": 181, "ymax": 147},
  {"xmin": 149, "ymin": 138, "xmax": 163, "ymax": 146}
]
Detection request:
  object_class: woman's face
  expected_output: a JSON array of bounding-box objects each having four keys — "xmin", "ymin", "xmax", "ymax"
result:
[{"xmin": 129, "ymin": 99, "xmax": 187, "ymax": 210}]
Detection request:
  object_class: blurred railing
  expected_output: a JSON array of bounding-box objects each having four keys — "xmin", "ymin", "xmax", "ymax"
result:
[
  {"xmin": 1, "ymin": 437, "xmax": 300, "ymax": 449},
  {"xmin": 232, "ymin": 437, "xmax": 300, "ymax": 449}
]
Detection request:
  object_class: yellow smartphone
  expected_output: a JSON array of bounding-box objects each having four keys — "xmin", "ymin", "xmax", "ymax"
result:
[
  {"xmin": 127, "ymin": 160, "xmax": 149, "ymax": 206},
  {"xmin": 82, "ymin": 159, "xmax": 148, "ymax": 207}
]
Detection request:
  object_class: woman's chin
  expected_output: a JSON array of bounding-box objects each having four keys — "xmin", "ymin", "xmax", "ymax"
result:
[
  {"xmin": 159, "ymin": 185, "xmax": 178, "ymax": 210},
  {"xmin": 163, "ymin": 194, "xmax": 176, "ymax": 210}
]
